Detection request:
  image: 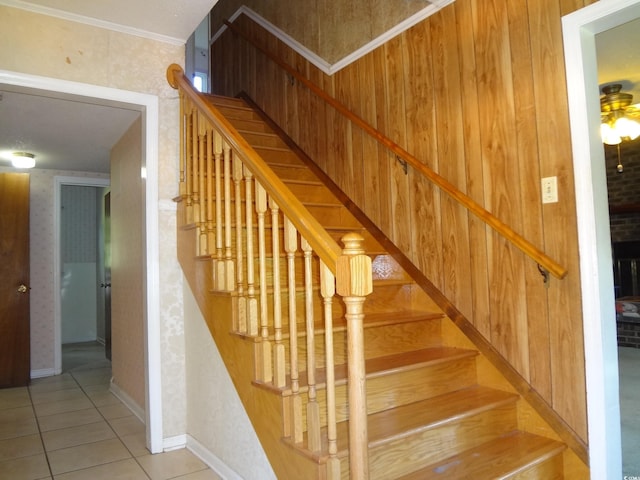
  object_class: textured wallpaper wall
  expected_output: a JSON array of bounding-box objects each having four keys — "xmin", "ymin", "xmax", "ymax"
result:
[
  {"xmin": 0, "ymin": 4, "xmax": 187, "ymax": 438},
  {"xmin": 184, "ymin": 281, "xmax": 275, "ymax": 480}
]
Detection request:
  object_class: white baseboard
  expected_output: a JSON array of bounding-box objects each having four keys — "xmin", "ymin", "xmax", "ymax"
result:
[
  {"xmin": 187, "ymin": 435, "xmax": 243, "ymax": 480},
  {"xmin": 31, "ymin": 368, "xmax": 55, "ymax": 379},
  {"xmin": 109, "ymin": 381, "xmax": 145, "ymax": 424},
  {"xmin": 163, "ymin": 434, "xmax": 187, "ymax": 451}
]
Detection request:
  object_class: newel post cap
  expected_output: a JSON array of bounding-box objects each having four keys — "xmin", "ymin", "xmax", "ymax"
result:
[{"xmin": 336, "ymin": 233, "xmax": 373, "ymax": 297}]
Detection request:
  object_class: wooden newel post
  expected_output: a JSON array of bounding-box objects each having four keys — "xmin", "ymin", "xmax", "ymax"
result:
[{"xmin": 336, "ymin": 233, "xmax": 372, "ymax": 480}]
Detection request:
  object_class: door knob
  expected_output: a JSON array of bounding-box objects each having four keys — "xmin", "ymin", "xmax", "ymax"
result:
[{"xmin": 17, "ymin": 284, "xmax": 28, "ymax": 293}]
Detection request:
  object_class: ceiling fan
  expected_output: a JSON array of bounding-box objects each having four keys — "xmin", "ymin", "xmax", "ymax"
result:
[{"xmin": 600, "ymin": 83, "xmax": 640, "ymax": 146}]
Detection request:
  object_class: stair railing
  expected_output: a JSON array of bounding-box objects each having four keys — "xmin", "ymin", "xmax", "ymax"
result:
[
  {"xmin": 167, "ymin": 64, "xmax": 372, "ymax": 480},
  {"xmin": 222, "ymin": 19, "xmax": 567, "ymax": 281}
]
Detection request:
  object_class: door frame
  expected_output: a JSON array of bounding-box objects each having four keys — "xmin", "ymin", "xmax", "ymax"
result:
[
  {"xmin": 0, "ymin": 68, "xmax": 163, "ymax": 454},
  {"xmin": 562, "ymin": 0, "xmax": 640, "ymax": 477},
  {"xmin": 54, "ymin": 176, "xmax": 110, "ymax": 371}
]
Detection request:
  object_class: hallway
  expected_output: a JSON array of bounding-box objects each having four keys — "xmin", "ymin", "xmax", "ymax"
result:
[{"xmin": 0, "ymin": 343, "xmax": 220, "ymax": 479}]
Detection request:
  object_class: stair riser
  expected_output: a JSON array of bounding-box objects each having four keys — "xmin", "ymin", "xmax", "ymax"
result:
[
  {"xmin": 210, "ymin": 104, "xmax": 260, "ymax": 120},
  {"xmin": 294, "ymin": 357, "xmax": 478, "ymax": 433},
  {"xmin": 511, "ymin": 455, "xmax": 564, "ymax": 480},
  {"xmin": 342, "ymin": 405, "xmax": 519, "ymax": 480},
  {"xmin": 270, "ymin": 164, "xmax": 322, "ymax": 182},
  {"xmin": 226, "ymin": 118, "xmax": 272, "ymax": 132},
  {"xmin": 239, "ymin": 131, "xmax": 290, "ymax": 149},
  {"xmin": 276, "ymin": 317, "xmax": 444, "ymax": 376},
  {"xmin": 236, "ymin": 283, "xmax": 419, "ymax": 340},
  {"xmin": 252, "ymin": 147, "xmax": 306, "ymax": 166}
]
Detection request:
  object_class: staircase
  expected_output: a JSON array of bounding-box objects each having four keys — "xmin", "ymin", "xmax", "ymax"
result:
[{"xmin": 173, "ymin": 75, "xmax": 576, "ymax": 478}]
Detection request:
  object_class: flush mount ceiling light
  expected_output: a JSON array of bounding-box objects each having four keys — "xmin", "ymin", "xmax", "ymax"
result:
[{"xmin": 11, "ymin": 152, "xmax": 36, "ymax": 169}]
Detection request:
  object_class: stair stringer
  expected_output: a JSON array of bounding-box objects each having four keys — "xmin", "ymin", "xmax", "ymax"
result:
[{"xmin": 177, "ymin": 201, "xmax": 323, "ymax": 480}]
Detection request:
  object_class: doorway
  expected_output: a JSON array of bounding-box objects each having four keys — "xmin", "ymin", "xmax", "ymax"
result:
[
  {"xmin": 56, "ymin": 181, "xmax": 110, "ymax": 372},
  {"xmin": 563, "ymin": 0, "xmax": 640, "ymax": 477},
  {"xmin": 0, "ymin": 68, "xmax": 163, "ymax": 453}
]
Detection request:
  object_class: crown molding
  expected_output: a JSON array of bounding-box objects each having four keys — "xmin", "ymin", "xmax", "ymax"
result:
[{"xmin": 214, "ymin": 1, "xmax": 455, "ymax": 76}]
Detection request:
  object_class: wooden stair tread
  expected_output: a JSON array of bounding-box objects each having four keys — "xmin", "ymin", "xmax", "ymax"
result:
[
  {"xmin": 290, "ymin": 386, "xmax": 518, "ymax": 459},
  {"xmin": 257, "ymin": 347, "xmax": 477, "ymax": 394},
  {"xmin": 396, "ymin": 430, "xmax": 566, "ymax": 479},
  {"xmin": 334, "ymin": 310, "xmax": 444, "ymax": 331}
]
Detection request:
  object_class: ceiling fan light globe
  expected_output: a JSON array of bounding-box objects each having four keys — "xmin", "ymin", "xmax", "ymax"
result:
[
  {"xmin": 615, "ymin": 117, "xmax": 640, "ymax": 141},
  {"xmin": 601, "ymin": 123, "xmax": 622, "ymax": 145}
]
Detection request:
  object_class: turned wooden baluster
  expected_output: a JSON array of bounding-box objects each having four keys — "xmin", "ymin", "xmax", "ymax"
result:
[
  {"xmin": 302, "ymin": 237, "xmax": 321, "ymax": 452},
  {"xmin": 213, "ymin": 131, "xmax": 224, "ymax": 290},
  {"xmin": 283, "ymin": 217, "xmax": 302, "ymax": 443},
  {"xmin": 233, "ymin": 155, "xmax": 246, "ymax": 333},
  {"xmin": 222, "ymin": 142, "xmax": 235, "ymax": 291},
  {"xmin": 244, "ymin": 166, "xmax": 258, "ymax": 336},
  {"xmin": 337, "ymin": 233, "xmax": 373, "ymax": 480},
  {"xmin": 178, "ymin": 90, "xmax": 186, "ymax": 198},
  {"xmin": 191, "ymin": 108, "xmax": 201, "ymax": 227},
  {"xmin": 270, "ymin": 196, "xmax": 286, "ymax": 388},
  {"xmin": 320, "ymin": 261, "xmax": 340, "ymax": 480},
  {"xmin": 197, "ymin": 112, "xmax": 207, "ymax": 254},
  {"xmin": 256, "ymin": 181, "xmax": 272, "ymax": 383},
  {"xmin": 205, "ymin": 130, "xmax": 214, "ymax": 257},
  {"xmin": 184, "ymin": 105, "xmax": 194, "ymax": 224}
]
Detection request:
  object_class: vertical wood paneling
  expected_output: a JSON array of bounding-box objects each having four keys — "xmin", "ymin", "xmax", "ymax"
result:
[
  {"xmin": 209, "ymin": 0, "xmax": 588, "ymax": 441},
  {"xmin": 401, "ymin": 21, "xmax": 444, "ymax": 285},
  {"xmin": 430, "ymin": 7, "xmax": 473, "ymax": 316},
  {"xmin": 384, "ymin": 36, "xmax": 412, "ymax": 253},
  {"xmin": 358, "ymin": 53, "xmax": 385, "ymax": 227},
  {"xmin": 505, "ymin": 0, "xmax": 552, "ymax": 399},
  {"xmin": 526, "ymin": 0, "xmax": 586, "ymax": 439},
  {"xmin": 471, "ymin": 0, "xmax": 529, "ymax": 377},
  {"xmin": 455, "ymin": 0, "xmax": 492, "ymax": 339},
  {"xmin": 372, "ymin": 47, "xmax": 394, "ymax": 236}
]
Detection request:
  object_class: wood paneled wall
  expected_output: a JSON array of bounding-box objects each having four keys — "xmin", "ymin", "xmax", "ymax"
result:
[{"xmin": 211, "ymin": 0, "xmax": 596, "ymax": 443}]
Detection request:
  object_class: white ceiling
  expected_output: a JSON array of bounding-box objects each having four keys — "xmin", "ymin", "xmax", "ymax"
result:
[
  {"xmin": 596, "ymin": 17, "xmax": 640, "ymax": 106},
  {"xmin": 0, "ymin": 2, "xmax": 638, "ymax": 174}
]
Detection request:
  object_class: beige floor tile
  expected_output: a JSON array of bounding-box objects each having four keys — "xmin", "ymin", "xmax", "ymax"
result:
[
  {"xmin": 0, "ymin": 406, "xmax": 35, "ymax": 424},
  {"xmin": 47, "ymin": 438, "xmax": 131, "ymax": 475},
  {"xmin": 29, "ymin": 387, "xmax": 85, "ymax": 406},
  {"xmin": 173, "ymin": 469, "xmax": 223, "ymax": 480},
  {"xmin": 29, "ymin": 376, "xmax": 77, "ymax": 394},
  {"xmin": 70, "ymin": 369, "xmax": 111, "ymax": 387},
  {"xmin": 120, "ymin": 432, "xmax": 150, "ymax": 457},
  {"xmin": 0, "ymin": 416, "xmax": 39, "ymax": 441},
  {"xmin": 0, "ymin": 434, "xmax": 44, "ymax": 461},
  {"xmin": 98, "ymin": 402, "xmax": 133, "ymax": 420},
  {"xmin": 79, "ymin": 383, "xmax": 110, "ymax": 396},
  {"xmin": 0, "ymin": 387, "xmax": 31, "ymax": 410},
  {"xmin": 37, "ymin": 408, "xmax": 102, "ymax": 433},
  {"xmin": 0, "ymin": 453, "xmax": 51, "ymax": 480},
  {"xmin": 53, "ymin": 458, "xmax": 148, "ymax": 480},
  {"xmin": 137, "ymin": 449, "xmax": 208, "ymax": 480},
  {"xmin": 108, "ymin": 416, "xmax": 145, "ymax": 438},
  {"xmin": 41, "ymin": 421, "xmax": 115, "ymax": 452},
  {"xmin": 85, "ymin": 391, "xmax": 120, "ymax": 408},
  {"xmin": 33, "ymin": 396, "xmax": 94, "ymax": 418}
]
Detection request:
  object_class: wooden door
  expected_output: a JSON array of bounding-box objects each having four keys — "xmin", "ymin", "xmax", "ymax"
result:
[
  {"xmin": 104, "ymin": 192, "xmax": 112, "ymax": 360},
  {"xmin": 0, "ymin": 173, "xmax": 30, "ymax": 387}
]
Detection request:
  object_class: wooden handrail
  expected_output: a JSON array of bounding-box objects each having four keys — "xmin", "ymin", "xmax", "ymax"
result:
[
  {"xmin": 167, "ymin": 64, "xmax": 342, "ymax": 272},
  {"xmin": 222, "ymin": 20, "xmax": 568, "ymax": 280}
]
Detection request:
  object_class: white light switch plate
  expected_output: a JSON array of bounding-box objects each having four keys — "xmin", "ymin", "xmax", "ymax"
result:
[{"xmin": 541, "ymin": 176, "xmax": 558, "ymax": 204}]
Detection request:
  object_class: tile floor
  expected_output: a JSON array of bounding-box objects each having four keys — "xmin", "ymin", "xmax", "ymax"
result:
[{"xmin": 0, "ymin": 343, "xmax": 221, "ymax": 480}]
